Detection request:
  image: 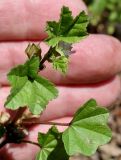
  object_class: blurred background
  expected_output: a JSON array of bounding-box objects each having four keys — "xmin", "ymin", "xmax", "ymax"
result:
[
  {"xmin": 71, "ymin": 0, "xmax": 121, "ymax": 160},
  {"xmin": 85, "ymin": 0, "xmax": 121, "ymax": 41}
]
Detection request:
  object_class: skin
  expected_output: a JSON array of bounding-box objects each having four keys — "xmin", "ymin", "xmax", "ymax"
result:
[{"xmin": 0, "ymin": 0, "xmax": 121, "ymax": 159}]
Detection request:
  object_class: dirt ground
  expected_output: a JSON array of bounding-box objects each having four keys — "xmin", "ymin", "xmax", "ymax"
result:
[{"xmin": 70, "ymin": 86, "xmax": 121, "ymax": 160}]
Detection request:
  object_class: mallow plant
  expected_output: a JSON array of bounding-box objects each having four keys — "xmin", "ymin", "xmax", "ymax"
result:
[{"xmin": 0, "ymin": 6, "xmax": 112, "ymax": 160}]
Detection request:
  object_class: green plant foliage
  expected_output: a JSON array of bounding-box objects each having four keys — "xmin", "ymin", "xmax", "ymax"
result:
[
  {"xmin": 5, "ymin": 56, "xmax": 58, "ymax": 114},
  {"xmin": 45, "ymin": 6, "xmax": 88, "ymax": 74},
  {"xmin": 52, "ymin": 55, "xmax": 68, "ymax": 74},
  {"xmin": 85, "ymin": 0, "xmax": 121, "ymax": 35},
  {"xmin": 36, "ymin": 126, "xmax": 58, "ymax": 160},
  {"xmin": 62, "ymin": 99, "xmax": 112, "ymax": 156},
  {"xmin": 48, "ymin": 41, "xmax": 74, "ymax": 74},
  {"xmin": 0, "ymin": 6, "xmax": 112, "ymax": 160},
  {"xmin": 88, "ymin": 0, "xmax": 107, "ymax": 25},
  {"xmin": 45, "ymin": 6, "xmax": 89, "ymax": 47},
  {"xmin": 48, "ymin": 135, "xmax": 69, "ymax": 160},
  {"xmin": 36, "ymin": 126, "xmax": 69, "ymax": 160}
]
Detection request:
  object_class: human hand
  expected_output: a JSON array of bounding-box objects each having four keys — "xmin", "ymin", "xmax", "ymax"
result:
[{"xmin": 0, "ymin": 0, "xmax": 121, "ymax": 159}]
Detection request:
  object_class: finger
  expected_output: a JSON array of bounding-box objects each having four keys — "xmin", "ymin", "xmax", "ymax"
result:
[
  {"xmin": 0, "ymin": 76, "xmax": 120, "ymax": 121},
  {"xmin": 41, "ymin": 34, "xmax": 121, "ymax": 84},
  {"xmin": 0, "ymin": 34, "xmax": 121, "ymax": 85},
  {"xmin": 0, "ymin": 0, "xmax": 87, "ymax": 41},
  {"xmin": 40, "ymin": 76, "xmax": 121, "ymax": 121}
]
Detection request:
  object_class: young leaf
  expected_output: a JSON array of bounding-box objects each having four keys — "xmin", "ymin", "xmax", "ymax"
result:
[
  {"xmin": 45, "ymin": 6, "xmax": 88, "ymax": 74},
  {"xmin": 45, "ymin": 6, "xmax": 89, "ymax": 47},
  {"xmin": 48, "ymin": 41, "xmax": 74, "ymax": 74},
  {"xmin": 52, "ymin": 56, "xmax": 68, "ymax": 74},
  {"xmin": 4, "ymin": 57, "xmax": 58, "ymax": 115},
  {"xmin": 25, "ymin": 43, "xmax": 42, "ymax": 59},
  {"xmin": 62, "ymin": 99, "xmax": 112, "ymax": 156}
]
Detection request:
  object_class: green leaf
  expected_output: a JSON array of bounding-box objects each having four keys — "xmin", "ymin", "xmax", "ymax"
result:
[
  {"xmin": 5, "ymin": 57, "xmax": 58, "ymax": 115},
  {"xmin": 45, "ymin": 6, "xmax": 89, "ymax": 47},
  {"xmin": 0, "ymin": 124, "xmax": 6, "ymax": 138},
  {"xmin": 62, "ymin": 99, "xmax": 112, "ymax": 156},
  {"xmin": 7, "ymin": 56, "xmax": 40, "ymax": 87},
  {"xmin": 48, "ymin": 41, "xmax": 74, "ymax": 74},
  {"xmin": 45, "ymin": 6, "xmax": 88, "ymax": 74},
  {"xmin": 89, "ymin": 0, "xmax": 107, "ymax": 16},
  {"xmin": 36, "ymin": 126, "xmax": 69, "ymax": 160},
  {"xmin": 52, "ymin": 56, "xmax": 68, "ymax": 74},
  {"xmin": 36, "ymin": 126, "xmax": 58, "ymax": 160},
  {"xmin": 48, "ymin": 135, "xmax": 69, "ymax": 160}
]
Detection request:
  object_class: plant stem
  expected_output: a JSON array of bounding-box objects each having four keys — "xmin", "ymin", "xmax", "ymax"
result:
[
  {"xmin": 11, "ymin": 107, "xmax": 26, "ymax": 124},
  {"xmin": 40, "ymin": 47, "xmax": 54, "ymax": 65},
  {"xmin": 0, "ymin": 139, "xmax": 40, "ymax": 149},
  {"xmin": 21, "ymin": 140, "xmax": 40, "ymax": 148},
  {"xmin": 22, "ymin": 120, "xmax": 69, "ymax": 126}
]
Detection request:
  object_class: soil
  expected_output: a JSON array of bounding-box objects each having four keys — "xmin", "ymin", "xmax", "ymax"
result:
[{"xmin": 70, "ymin": 80, "xmax": 121, "ymax": 160}]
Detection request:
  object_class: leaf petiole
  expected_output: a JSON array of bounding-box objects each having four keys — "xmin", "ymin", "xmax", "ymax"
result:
[
  {"xmin": 21, "ymin": 140, "xmax": 40, "ymax": 148},
  {"xmin": 39, "ymin": 46, "xmax": 55, "ymax": 67},
  {"xmin": 22, "ymin": 120, "xmax": 69, "ymax": 127}
]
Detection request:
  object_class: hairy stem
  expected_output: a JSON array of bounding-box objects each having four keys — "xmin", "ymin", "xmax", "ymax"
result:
[
  {"xmin": 21, "ymin": 140, "xmax": 40, "ymax": 148},
  {"xmin": 40, "ymin": 47, "xmax": 54, "ymax": 65},
  {"xmin": 22, "ymin": 120, "xmax": 69, "ymax": 126},
  {"xmin": 0, "ymin": 139, "xmax": 40, "ymax": 149}
]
